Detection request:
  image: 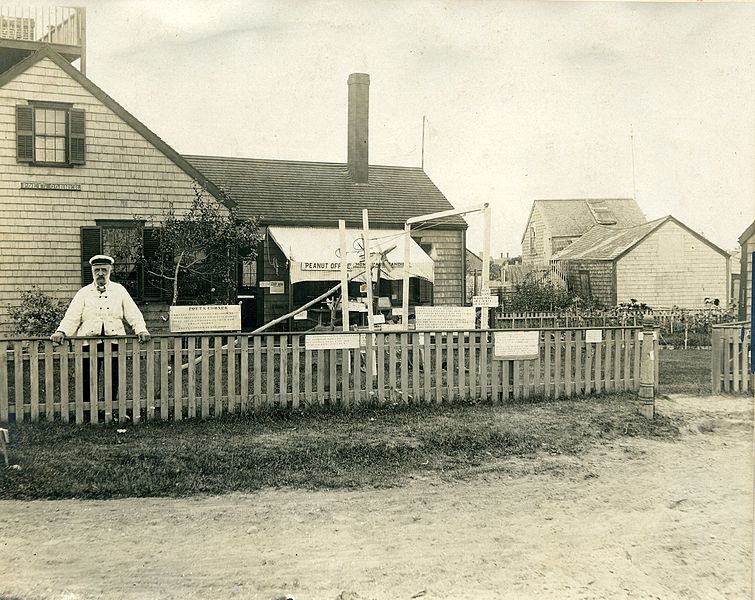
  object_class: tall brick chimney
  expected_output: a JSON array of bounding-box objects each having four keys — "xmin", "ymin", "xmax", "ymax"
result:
[{"xmin": 347, "ymin": 73, "xmax": 370, "ymax": 183}]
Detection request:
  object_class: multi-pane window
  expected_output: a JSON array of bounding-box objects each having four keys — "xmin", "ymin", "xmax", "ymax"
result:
[
  {"xmin": 34, "ymin": 107, "xmax": 67, "ymax": 163},
  {"xmin": 16, "ymin": 103, "xmax": 86, "ymax": 165}
]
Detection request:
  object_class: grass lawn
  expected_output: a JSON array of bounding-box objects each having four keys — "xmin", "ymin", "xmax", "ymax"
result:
[
  {"xmin": 658, "ymin": 348, "xmax": 712, "ymax": 395},
  {"xmin": 0, "ymin": 394, "xmax": 679, "ymax": 500}
]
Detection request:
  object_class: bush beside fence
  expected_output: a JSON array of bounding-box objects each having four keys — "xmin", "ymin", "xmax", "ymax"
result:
[{"xmin": 0, "ymin": 326, "xmax": 657, "ymax": 425}]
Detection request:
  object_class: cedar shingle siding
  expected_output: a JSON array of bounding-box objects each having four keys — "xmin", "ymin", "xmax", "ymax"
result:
[
  {"xmin": 615, "ymin": 221, "xmax": 727, "ymax": 308},
  {"xmin": 563, "ymin": 260, "xmax": 615, "ymax": 307},
  {"xmin": 0, "ymin": 55, "xmax": 225, "ymax": 333}
]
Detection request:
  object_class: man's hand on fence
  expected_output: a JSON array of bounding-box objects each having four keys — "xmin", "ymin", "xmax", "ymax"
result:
[
  {"xmin": 137, "ymin": 332, "xmax": 151, "ymax": 344},
  {"xmin": 50, "ymin": 331, "xmax": 65, "ymax": 345}
]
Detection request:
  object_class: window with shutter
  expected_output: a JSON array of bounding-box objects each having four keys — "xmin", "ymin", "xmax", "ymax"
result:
[
  {"xmin": 69, "ymin": 108, "xmax": 86, "ymax": 165},
  {"xmin": 16, "ymin": 103, "xmax": 86, "ymax": 166},
  {"xmin": 16, "ymin": 105, "xmax": 34, "ymax": 163}
]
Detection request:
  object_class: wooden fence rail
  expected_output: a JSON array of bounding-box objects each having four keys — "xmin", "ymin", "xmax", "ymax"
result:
[
  {"xmin": 0, "ymin": 326, "xmax": 656, "ymax": 425},
  {"xmin": 711, "ymin": 322, "xmax": 752, "ymax": 394}
]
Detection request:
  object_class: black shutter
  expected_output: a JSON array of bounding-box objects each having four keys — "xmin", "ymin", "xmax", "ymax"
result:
[
  {"xmin": 142, "ymin": 228, "xmax": 163, "ymax": 300},
  {"xmin": 81, "ymin": 227, "xmax": 102, "ymax": 286},
  {"xmin": 69, "ymin": 108, "xmax": 86, "ymax": 165},
  {"xmin": 16, "ymin": 105, "xmax": 34, "ymax": 162}
]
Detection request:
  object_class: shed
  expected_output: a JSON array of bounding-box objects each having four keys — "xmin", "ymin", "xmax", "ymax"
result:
[
  {"xmin": 553, "ymin": 216, "xmax": 729, "ymax": 308},
  {"xmin": 521, "ymin": 198, "xmax": 646, "ymax": 267}
]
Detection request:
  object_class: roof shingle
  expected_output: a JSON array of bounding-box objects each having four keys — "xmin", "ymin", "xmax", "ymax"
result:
[
  {"xmin": 183, "ymin": 155, "xmax": 466, "ymax": 229},
  {"xmin": 533, "ymin": 198, "xmax": 647, "ymax": 238}
]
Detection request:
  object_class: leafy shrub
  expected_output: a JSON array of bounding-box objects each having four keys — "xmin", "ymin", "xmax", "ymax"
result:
[{"xmin": 8, "ymin": 287, "xmax": 67, "ymax": 337}]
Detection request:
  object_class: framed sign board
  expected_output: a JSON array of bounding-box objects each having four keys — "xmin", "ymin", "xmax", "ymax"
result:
[
  {"xmin": 304, "ymin": 333, "xmax": 361, "ymax": 351},
  {"xmin": 414, "ymin": 306, "xmax": 476, "ymax": 330},
  {"xmin": 169, "ymin": 305, "xmax": 241, "ymax": 333},
  {"xmin": 493, "ymin": 330, "xmax": 539, "ymax": 360}
]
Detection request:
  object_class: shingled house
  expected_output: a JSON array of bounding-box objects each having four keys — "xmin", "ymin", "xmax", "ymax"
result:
[
  {"xmin": 552, "ymin": 216, "xmax": 730, "ymax": 308},
  {"xmin": 0, "ymin": 39, "xmax": 228, "ymax": 334},
  {"xmin": 0, "ymin": 17, "xmax": 465, "ymax": 334},
  {"xmin": 185, "ymin": 74, "xmax": 466, "ymax": 330},
  {"xmin": 521, "ymin": 198, "xmax": 647, "ymax": 268}
]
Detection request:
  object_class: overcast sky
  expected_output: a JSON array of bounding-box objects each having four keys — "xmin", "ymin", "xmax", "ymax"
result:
[{"xmin": 68, "ymin": 0, "xmax": 754, "ymax": 255}]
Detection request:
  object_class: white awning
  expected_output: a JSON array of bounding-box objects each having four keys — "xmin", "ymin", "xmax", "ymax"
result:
[{"xmin": 268, "ymin": 226, "xmax": 434, "ymax": 284}]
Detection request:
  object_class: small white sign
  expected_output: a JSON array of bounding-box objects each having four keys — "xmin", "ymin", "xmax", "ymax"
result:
[
  {"xmin": 473, "ymin": 295, "xmax": 499, "ymax": 307},
  {"xmin": 305, "ymin": 333, "xmax": 361, "ymax": 351},
  {"xmin": 348, "ymin": 301, "xmax": 368, "ymax": 312},
  {"xmin": 415, "ymin": 306, "xmax": 476, "ymax": 330},
  {"xmin": 293, "ymin": 311, "xmax": 308, "ymax": 321},
  {"xmin": 259, "ymin": 281, "xmax": 271, "ymax": 288},
  {"xmin": 373, "ymin": 314, "xmax": 386, "ymax": 324},
  {"xmin": 586, "ymin": 329, "xmax": 603, "ymax": 343},
  {"xmin": 169, "ymin": 305, "xmax": 241, "ymax": 333},
  {"xmin": 493, "ymin": 330, "xmax": 539, "ymax": 360},
  {"xmin": 637, "ymin": 331, "xmax": 658, "ymax": 341},
  {"xmin": 268, "ymin": 281, "xmax": 285, "ymax": 294}
]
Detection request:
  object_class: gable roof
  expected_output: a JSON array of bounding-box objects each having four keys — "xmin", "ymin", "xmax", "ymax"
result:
[
  {"xmin": 553, "ymin": 215, "xmax": 729, "ymax": 261},
  {"xmin": 0, "ymin": 46, "xmax": 231, "ymax": 208},
  {"xmin": 183, "ymin": 155, "xmax": 466, "ymax": 229},
  {"xmin": 738, "ymin": 220, "xmax": 755, "ymax": 245},
  {"xmin": 521, "ymin": 198, "xmax": 646, "ymax": 243}
]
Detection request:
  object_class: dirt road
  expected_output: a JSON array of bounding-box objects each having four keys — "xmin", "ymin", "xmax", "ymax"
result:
[{"xmin": 1, "ymin": 395, "xmax": 752, "ymax": 600}]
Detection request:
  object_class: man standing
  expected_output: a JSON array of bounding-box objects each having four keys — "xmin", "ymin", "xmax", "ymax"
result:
[{"xmin": 51, "ymin": 255, "xmax": 150, "ymax": 412}]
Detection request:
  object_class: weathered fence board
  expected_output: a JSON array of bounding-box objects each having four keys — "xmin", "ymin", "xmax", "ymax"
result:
[
  {"xmin": 0, "ymin": 325, "xmax": 654, "ymax": 424},
  {"xmin": 712, "ymin": 323, "xmax": 752, "ymax": 394}
]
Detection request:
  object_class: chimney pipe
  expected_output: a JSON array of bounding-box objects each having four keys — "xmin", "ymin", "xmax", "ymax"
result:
[{"xmin": 347, "ymin": 73, "xmax": 369, "ymax": 183}]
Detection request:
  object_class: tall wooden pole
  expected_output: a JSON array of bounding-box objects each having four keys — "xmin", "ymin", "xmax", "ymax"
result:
[
  {"xmin": 480, "ymin": 202, "xmax": 491, "ymax": 329},
  {"xmin": 402, "ymin": 222, "xmax": 411, "ymax": 326},
  {"xmin": 339, "ymin": 220, "xmax": 350, "ymax": 332},
  {"xmin": 362, "ymin": 209, "xmax": 375, "ymax": 330}
]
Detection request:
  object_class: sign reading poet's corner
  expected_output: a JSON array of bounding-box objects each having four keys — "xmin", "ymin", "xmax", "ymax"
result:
[
  {"xmin": 169, "ymin": 305, "xmax": 241, "ymax": 333},
  {"xmin": 20, "ymin": 182, "xmax": 82, "ymax": 191}
]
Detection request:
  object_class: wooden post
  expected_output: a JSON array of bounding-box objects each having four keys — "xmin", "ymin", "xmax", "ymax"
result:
[
  {"xmin": 402, "ymin": 222, "xmax": 411, "ymax": 326},
  {"xmin": 638, "ymin": 315, "xmax": 655, "ymax": 419},
  {"xmin": 339, "ymin": 220, "xmax": 350, "ymax": 332},
  {"xmin": 362, "ymin": 209, "xmax": 374, "ymax": 330},
  {"xmin": 480, "ymin": 203, "xmax": 491, "ymax": 329}
]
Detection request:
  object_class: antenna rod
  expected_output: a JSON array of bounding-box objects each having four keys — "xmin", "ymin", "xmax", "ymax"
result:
[
  {"xmin": 421, "ymin": 115, "xmax": 426, "ymax": 170},
  {"xmin": 630, "ymin": 124, "xmax": 637, "ymax": 200}
]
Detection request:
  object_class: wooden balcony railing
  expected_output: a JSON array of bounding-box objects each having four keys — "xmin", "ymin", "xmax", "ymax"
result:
[{"xmin": 0, "ymin": 6, "xmax": 83, "ymax": 47}]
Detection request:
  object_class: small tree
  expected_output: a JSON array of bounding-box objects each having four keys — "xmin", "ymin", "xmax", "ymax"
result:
[
  {"xmin": 136, "ymin": 184, "xmax": 262, "ymax": 305},
  {"xmin": 9, "ymin": 287, "xmax": 67, "ymax": 336}
]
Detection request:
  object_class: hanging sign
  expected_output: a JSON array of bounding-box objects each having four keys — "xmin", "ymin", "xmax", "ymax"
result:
[
  {"xmin": 473, "ymin": 295, "xmax": 499, "ymax": 307},
  {"xmin": 493, "ymin": 330, "xmax": 539, "ymax": 360},
  {"xmin": 169, "ymin": 305, "xmax": 241, "ymax": 333},
  {"xmin": 373, "ymin": 314, "xmax": 386, "ymax": 324},
  {"xmin": 266, "ymin": 281, "xmax": 284, "ymax": 294},
  {"xmin": 293, "ymin": 311, "xmax": 308, "ymax": 321},
  {"xmin": 348, "ymin": 301, "xmax": 368, "ymax": 312}
]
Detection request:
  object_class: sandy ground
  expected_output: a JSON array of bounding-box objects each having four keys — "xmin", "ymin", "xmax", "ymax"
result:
[{"xmin": 0, "ymin": 395, "xmax": 752, "ymax": 600}]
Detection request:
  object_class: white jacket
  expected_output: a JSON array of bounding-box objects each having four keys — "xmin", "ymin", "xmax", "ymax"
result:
[{"xmin": 56, "ymin": 282, "xmax": 149, "ymax": 338}]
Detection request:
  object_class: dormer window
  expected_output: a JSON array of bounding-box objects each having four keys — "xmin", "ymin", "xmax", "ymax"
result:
[{"xmin": 16, "ymin": 102, "xmax": 86, "ymax": 166}]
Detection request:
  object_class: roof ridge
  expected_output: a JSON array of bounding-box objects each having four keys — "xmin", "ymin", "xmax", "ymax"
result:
[{"xmin": 183, "ymin": 154, "xmax": 425, "ymax": 171}]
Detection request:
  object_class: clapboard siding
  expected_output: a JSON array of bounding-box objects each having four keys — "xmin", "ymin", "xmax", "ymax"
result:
[
  {"xmin": 616, "ymin": 220, "xmax": 727, "ymax": 308},
  {"xmin": 0, "ymin": 57, "xmax": 226, "ymax": 333}
]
